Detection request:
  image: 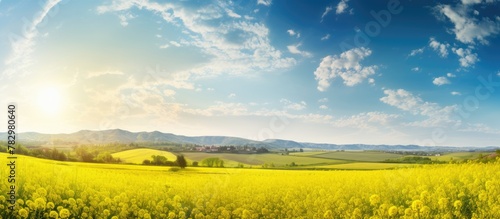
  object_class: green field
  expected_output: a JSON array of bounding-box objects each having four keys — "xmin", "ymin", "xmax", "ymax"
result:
[
  {"xmin": 310, "ymin": 151, "xmax": 403, "ymax": 162},
  {"xmin": 112, "ymin": 148, "xmax": 178, "ymax": 164},
  {"xmin": 288, "ymin": 151, "xmax": 326, "ymax": 156},
  {"xmin": 431, "ymin": 151, "xmax": 484, "ymax": 161},
  {"xmin": 182, "ymin": 152, "xmax": 345, "ymax": 167},
  {"xmin": 110, "ymin": 148, "xmax": 485, "ymax": 169}
]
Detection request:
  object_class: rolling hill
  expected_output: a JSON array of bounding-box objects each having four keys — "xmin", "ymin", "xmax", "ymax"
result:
[
  {"xmin": 1, "ymin": 129, "xmax": 498, "ymax": 152},
  {"xmin": 112, "ymin": 148, "xmax": 178, "ymax": 164}
]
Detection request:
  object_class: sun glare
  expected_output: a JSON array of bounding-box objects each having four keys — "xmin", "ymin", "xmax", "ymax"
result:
[{"xmin": 37, "ymin": 87, "xmax": 62, "ymax": 114}]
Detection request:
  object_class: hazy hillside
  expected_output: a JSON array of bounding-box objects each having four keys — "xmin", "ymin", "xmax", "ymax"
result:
[
  {"xmin": 0, "ymin": 129, "xmax": 272, "ymax": 147},
  {"xmin": 0, "ymin": 129, "xmax": 498, "ymax": 152}
]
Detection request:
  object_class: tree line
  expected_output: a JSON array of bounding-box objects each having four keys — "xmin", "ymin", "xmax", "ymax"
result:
[{"xmin": 142, "ymin": 155, "xmax": 187, "ymax": 168}]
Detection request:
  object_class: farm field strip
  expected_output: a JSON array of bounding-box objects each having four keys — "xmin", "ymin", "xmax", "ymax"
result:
[
  {"xmin": 311, "ymin": 151, "xmax": 403, "ymax": 162},
  {"xmin": 112, "ymin": 148, "xmax": 179, "ymax": 164}
]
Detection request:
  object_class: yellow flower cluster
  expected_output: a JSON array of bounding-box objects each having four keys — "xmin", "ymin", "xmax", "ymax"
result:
[{"xmin": 0, "ymin": 155, "xmax": 499, "ymax": 218}]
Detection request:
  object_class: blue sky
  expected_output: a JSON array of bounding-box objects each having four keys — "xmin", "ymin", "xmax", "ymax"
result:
[{"xmin": 1, "ymin": 0, "xmax": 500, "ymax": 146}]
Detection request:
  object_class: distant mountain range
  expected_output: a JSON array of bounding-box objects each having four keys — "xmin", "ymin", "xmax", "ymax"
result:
[{"xmin": 0, "ymin": 129, "xmax": 498, "ymax": 152}]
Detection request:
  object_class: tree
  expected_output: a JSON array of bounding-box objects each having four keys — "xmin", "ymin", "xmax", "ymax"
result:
[
  {"xmin": 143, "ymin": 159, "xmax": 151, "ymax": 165},
  {"xmin": 151, "ymin": 155, "xmax": 168, "ymax": 165},
  {"xmin": 74, "ymin": 146, "xmax": 95, "ymax": 162},
  {"xmin": 96, "ymin": 152, "xmax": 115, "ymax": 163},
  {"xmin": 176, "ymin": 155, "xmax": 187, "ymax": 169},
  {"xmin": 201, "ymin": 157, "xmax": 224, "ymax": 167},
  {"xmin": 299, "ymin": 148, "xmax": 304, "ymax": 152},
  {"xmin": 256, "ymin": 147, "xmax": 269, "ymax": 153},
  {"xmin": 192, "ymin": 161, "xmax": 199, "ymax": 167}
]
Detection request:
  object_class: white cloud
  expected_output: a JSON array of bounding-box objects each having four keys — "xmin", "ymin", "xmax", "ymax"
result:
[
  {"xmin": 159, "ymin": 44, "xmax": 170, "ymax": 49},
  {"xmin": 497, "ymin": 71, "xmax": 500, "ymax": 76},
  {"xmin": 368, "ymin": 78, "xmax": 375, "ymax": 85},
  {"xmin": 451, "ymin": 91, "xmax": 462, "ymax": 95},
  {"xmin": 429, "ymin": 37, "xmax": 449, "ymax": 57},
  {"xmin": 458, "ymin": 123, "xmax": 500, "ymax": 134},
  {"xmin": 118, "ymin": 13, "xmax": 135, "ymax": 27},
  {"xmin": 280, "ymin": 99, "xmax": 307, "ymax": 111},
  {"xmin": 314, "ymin": 47, "xmax": 377, "ymax": 91},
  {"xmin": 380, "ymin": 89, "xmax": 458, "ymax": 127},
  {"xmin": 321, "ymin": 6, "xmax": 333, "ymax": 22},
  {"xmin": 461, "ymin": 0, "xmax": 482, "ymax": 4},
  {"xmin": 321, "ymin": 34, "xmax": 331, "ymax": 41},
  {"xmin": 225, "ymin": 9, "xmax": 241, "ymax": 18},
  {"xmin": 97, "ymin": 0, "xmax": 296, "ymax": 89},
  {"xmin": 411, "ymin": 67, "xmax": 420, "ymax": 72},
  {"xmin": 319, "ymin": 105, "xmax": 328, "ymax": 110},
  {"xmin": 433, "ymin": 76, "xmax": 451, "ymax": 86},
  {"xmin": 287, "ymin": 29, "xmax": 300, "ymax": 38},
  {"xmin": 3, "ymin": 0, "xmax": 62, "ymax": 77},
  {"xmin": 336, "ymin": 0, "xmax": 350, "ymax": 15},
  {"xmin": 169, "ymin": 41, "xmax": 181, "ymax": 47},
  {"xmin": 318, "ymin": 98, "xmax": 328, "ymax": 103},
  {"xmin": 409, "ymin": 47, "xmax": 424, "ymax": 56},
  {"xmin": 257, "ymin": 0, "xmax": 272, "ymax": 6},
  {"xmin": 437, "ymin": 4, "xmax": 500, "ymax": 44},
  {"xmin": 207, "ymin": 88, "xmax": 215, "ymax": 91},
  {"xmin": 331, "ymin": 112, "xmax": 400, "ymax": 129},
  {"xmin": 87, "ymin": 70, "xmax": 124, "ymax": 79},
  {"xmin": 452, "ymin": 47, "xmax": 479, "ymax": 67},
  {"xmin": 184, "ymin": 101, "xmax": 248, "ymax": 117},
  {"xmin": 447, "ymin": 72, "xmax": 456, "ymax": 77},
  {"xmin": 287, "ymin": 43, "xmax": 312, "ymax": 57},
  {"xmin": 228, "ymin": 93, "xmax": 236, "ymax": 98}
]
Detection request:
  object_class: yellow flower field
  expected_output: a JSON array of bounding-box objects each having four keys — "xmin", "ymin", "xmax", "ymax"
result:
[{"xmin": 1, "ymin": 154, "xmax": 499, "ymax": 218}]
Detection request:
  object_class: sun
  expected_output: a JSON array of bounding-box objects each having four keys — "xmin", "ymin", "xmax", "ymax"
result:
[{"xmin": 37, "ymin": 87, "xmax": 62, "ymax": 114}]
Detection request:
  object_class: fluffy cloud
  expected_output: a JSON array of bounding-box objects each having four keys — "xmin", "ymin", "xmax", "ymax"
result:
[
  {"xmin": 3, "ymin": 0, "xmax": 62, "ymax": 77},
  {"xmin": 452, "ymin": 47, "xmax": 479, "ymax": 67},
  {"xmin": 225, "ymin": 9, "xmax": 241, "ymax": 18},
  {"xmin": 287, "ymin": 44, "xmax": 312, "ymax": 57},
  {"xmin": 314, "ymin": 47, "xmax": 377, "ymax": 91},
  {"xmin": 287, "ymin": 29, "xmax": 300, "ymax": 38},
  {"xmin": 257, "ymin": 0, "xmax": 272, "ymax": 6},
  {"xmin": 321, "ymin": 34, "xmax": 331, "ymax": 41},
  {"xmin": 336, "ymin": 0, "xmax": 350, "ymax": 15},
  {"xmin": 447, "ymin": 73, "xmax": 456, "ymax": 77},
  {"xmin": 433, "ymin": 76, "xmax": 451, "ymax": 86},
  {"xmin": 331, "ymin": 112, "xmax": 400, "ymax": 129},
  {"xmin": 280, "ymin": 99, "xmax": 307, "ymax": 111},
  {"xmin": 319, "ymin": 105, "xmax": 328, "ymax": 110},
  {"xmin": 411, "ymin": 67, "xmax": 420, "ymax": 72},
  {"xmin": 321, "ymin": 6, "xmax": 333, "ymax": 22},
  {"xmin": 118, "ymin": 13, "xmax": 136, "ymax": 26},
  {"xmin": 451, "ymin": 91, "xmax": 462, "ymax": 95},
  {"xmin": 97, "ymin": 0, "xmax": 296, "ymax": 89},
  {"xmin": 409, "ymin": 47, "xmax": 424, "ymax": 56},
  {"xmin": 429, "ymin": 38, "xmax": 449, "ymax": 57},
  {"xmin": 380, "ymin": 89, "xmax": 458, "ymax": 127},
  {"xmin": 437, "ymin": 4, "xmax": 500, "ymax": 44},
  {"xmin": 169, "ymin": 41, "xmax": 181, "ymax": 47}
]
